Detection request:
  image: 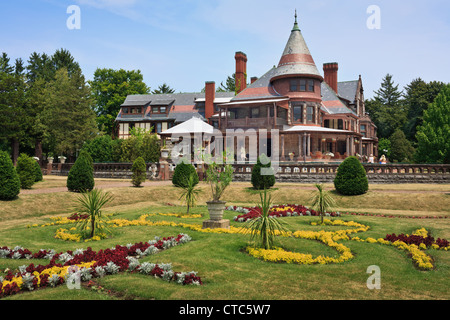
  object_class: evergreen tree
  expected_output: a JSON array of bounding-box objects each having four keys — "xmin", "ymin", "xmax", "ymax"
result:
[
  {"xmin": 41, "ymin": 68, "xmax": 97, "ymax": 157},
  {"xmin": 16, "ymin": 153, "xmax": 36, "ymax": 189},
  {"xmin": 67, "ymin": 152, "xmax": 95, "ymax": 192},
  {"xmin": 151, "ymin": 83, "xmax": 175, "ymax": 94},
  {"xmin": 334, "ymin": 156, "xmax": 368, "ymax": 195},
  {"xmin": 172, "ymin": 161, "xmax": 199, "ymax": 188},
  {"xmin": 131, "ymin": 156, "xmax": 146, "ymax": 187},
  {"xmin": 389, "ymin": 129, "xmax": 414, "ymax": 162},
  {"xmin": 33, "ymin": 160, "xmax": 43, "ymax": 182},
  {"xmin": 366, "ymin": 74, "xmax": 406, "ymax": 139},
  {"xmin": 0, "ymin": 151, "xmax": 21, "ymax": 200},
  {"xmin": 415, "ymin": 85, "xmax": 450, "ymax": 164}
]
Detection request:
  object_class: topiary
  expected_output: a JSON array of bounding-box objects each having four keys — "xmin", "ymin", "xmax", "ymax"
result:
[
  {"xmin": 251, "ymin": 154, "xmax": 275, "ymax": 190},
  {"xmin": 172, "ymin": 160, "xmax": 199, "ymax": 188},
  {"xmin": 33, "ymin": 160, "xmax": 43, "ymax": 182},
  {"xmin": 334, "ymin": 156, "xmax": 369, "ymax": 195},
  {"xmin": 0, "ymin": 151, "xmax": 21, "ymax": 200},
  {"xmin": 16, "ymin": 153, "xmax": 36, "ymax": 189},
  {"xmin": 131, "ymin": 156, "xmax": 146, "ymax": 187},
  {"xmin": 67, "ymin": 152, "xmax": 95, "ymax": 192}
]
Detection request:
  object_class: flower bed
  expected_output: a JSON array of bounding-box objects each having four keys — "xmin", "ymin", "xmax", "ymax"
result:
[
  {"xmin": 228, "ymin": 204, "xmax": 341, "ymax": 222},
  {"xmin": 0, "ymin": 234, "xmax": 202, "ymax": 298}
]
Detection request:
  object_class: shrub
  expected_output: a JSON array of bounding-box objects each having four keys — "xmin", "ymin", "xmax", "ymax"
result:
[
  {"xmin": 131, "ymin": 156, "xmax": 146, "ymax": 187},
  {"xmin": 334, "ymin": 156, "xmax": 368, "ymax": 195},
  {"xmin": 81, "ymin": 135, "xmax": 113, "ymax": 162},
  {"xmin": 251, "ymin": 154, "xmax": 275, "ymax": 190},
  {"xmin": 67, "ymin": 152, "xmax": 95, "ymax": 192},
  {"xmin": 33, "ymin": 160, "xmax": 43, "ymax": 182},
  {"xmin": 16, "ymin": 153, "xmax": 36, "ymax": 189},
  {"xmin": 172, "ymin": 160, "xmax": 199, "ymax": 188},
  {"xmin": 0, "ymin": 151, "xmax": 20, "ymax": 200}
]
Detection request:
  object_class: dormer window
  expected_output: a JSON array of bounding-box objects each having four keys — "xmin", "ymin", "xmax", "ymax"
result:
[{"xmin": 151, "ymin": 106, "xmax": 168, "ymax": 114}]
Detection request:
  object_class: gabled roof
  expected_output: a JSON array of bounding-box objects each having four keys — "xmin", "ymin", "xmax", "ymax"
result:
[
  {"xmin": 321, "ymin": 82, "xmax": 357, "ymax": 116},
  {"xmin": 337, "ymin": 80, "xmax": 359, "ymax": 104},
  {"xmin": 117, "ymin": 92, "xmax": 235, "ymax": 123}
]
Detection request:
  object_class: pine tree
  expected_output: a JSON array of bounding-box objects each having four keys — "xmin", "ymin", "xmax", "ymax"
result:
[
  {"xmin": 389, "ymin": 129, "xmax": 414, "ymax": 162},
  {"xmin": 367, "ymin": 74, "xmax": 406, "ymax": 139}
]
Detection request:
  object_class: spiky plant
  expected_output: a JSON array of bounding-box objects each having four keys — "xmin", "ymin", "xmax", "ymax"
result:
[
  {"xmin": 178, "ymin": 172, "xmax": 201, "ymax": 214},
  {"xmin": 242, "ymin": 189, "xmax": 289, "ymax": 250},
  {"xmin": 310, "ymin": 184, "xmax": 336, "ymax": 224},
  {"xmin": 75, "ymin": 188, "xmax": 112, "ymax": 239}
]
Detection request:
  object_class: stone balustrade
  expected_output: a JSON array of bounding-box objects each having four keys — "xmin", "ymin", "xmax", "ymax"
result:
[{"xmin": 43, "ymin": 161, "xmax": 450, "ymax": 184}]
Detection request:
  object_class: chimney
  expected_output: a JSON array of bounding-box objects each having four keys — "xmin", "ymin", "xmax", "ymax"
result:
[
  {"xmin": 205, "ymin": 81, "xmax": 215, "ymax": 121},
  {"xmin": 323, "ymin": 62, "xmax": 338, "ymax": 93},
  {"xmin": 251, "ymin": 76, "xmax": 258, "ymax": 84},
  {"xmin": 235, "ymin": 51, "xmax": 247, "ymax": 94}
]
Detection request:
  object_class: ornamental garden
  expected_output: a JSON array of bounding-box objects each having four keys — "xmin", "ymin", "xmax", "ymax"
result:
[{"xmin": 0, "ymin": 151, "xmax": 449, "ymax": 300}]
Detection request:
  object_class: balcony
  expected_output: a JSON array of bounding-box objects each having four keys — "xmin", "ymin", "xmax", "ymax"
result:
[{"xmin": 221, "ymin": 117, "xmax": 287, "ymax": 129}]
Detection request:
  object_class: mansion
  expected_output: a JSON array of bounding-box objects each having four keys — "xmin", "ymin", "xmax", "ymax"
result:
[{"xmin": 115, "ymin": 14, "xmax": 378, "ymax": 162}]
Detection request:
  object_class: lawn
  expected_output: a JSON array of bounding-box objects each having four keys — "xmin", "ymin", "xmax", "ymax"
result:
[{"xmin": 0, "ymin": 176, "xmax": 449, "ymax": 300}]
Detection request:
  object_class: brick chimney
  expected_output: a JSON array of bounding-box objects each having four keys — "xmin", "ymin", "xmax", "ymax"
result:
[
  {"xmin": 205, "ymin": 81, "xmax": 215, "ymax": 121},
  {"xmin": 323, "ymin": 62, "xmax": 338, "ymax": 93},
  {"xmin": 251, "ymin": 76, "xmax": 258, "ymax": 84},
  {"xmin": 235, "ymin": 52, "xmax": 247, "ymax": 94}
]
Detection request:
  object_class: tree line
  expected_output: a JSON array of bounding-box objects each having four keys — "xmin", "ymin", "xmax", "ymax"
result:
[
  {"xmin": 365, "ymin": 74, "xmax": 449, "ymax": 164},
  {"xmin": 0, "ymin": 49, "xmax": 176, "ymax": 164}
]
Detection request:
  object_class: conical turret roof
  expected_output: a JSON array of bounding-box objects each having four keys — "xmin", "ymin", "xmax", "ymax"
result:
[{"xmin": 271, "ymin": 12, "xmax": 323, "ymax": 81}]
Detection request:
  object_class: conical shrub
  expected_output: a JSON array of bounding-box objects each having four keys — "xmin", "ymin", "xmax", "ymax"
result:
[
  {"xmin": 172, "ymin": 160, "xmax": 199, "ymax": 188},
  {"xmin": 251, "ymin": 154, "xmax": 275, "ymax": 190},
  {"xmin": 34, "ymin": 160, "xmax": 43, "ymax": 182},
  {"xmin": 131, "ymin": 156, "xmax": 146, "ymax": 187},
  {"xmin": 0, "ymin": 151, "xmax": 20, "ymax": 200},
  {"xmin": 16, "ymin": 153, "xmax": 36, "ymax": 189},
  {"xmin": 67, "ymin": 153, "xmax": 94, "ymax": 192},
  {"xmin": 334, "ymin": 156, "xmax": 368, "ymax": 195}
]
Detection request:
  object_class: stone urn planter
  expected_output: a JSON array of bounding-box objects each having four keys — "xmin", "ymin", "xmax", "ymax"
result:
[
  {"xmin": 48, "ymin": 158, "xmax": 54, "ymax": 164},
  {"xmin": 161, "ymin": 148, "xmax": 170, "ymax": 160},
  {"xmin": 204, "ymin": 200, "xmax": 229, "ymax": 229},
  {"xmin": 206, "ymin": 200, "xmax": 226, "ymax": 220},
  {"xmin": 202, "ymin": 160, "xmax": 234, "ymax": 230}
]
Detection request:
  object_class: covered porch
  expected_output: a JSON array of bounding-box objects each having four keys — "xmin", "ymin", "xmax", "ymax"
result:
[{"xmin": 279, "ymin": 125, "xmax": 363, "ymax": 162}]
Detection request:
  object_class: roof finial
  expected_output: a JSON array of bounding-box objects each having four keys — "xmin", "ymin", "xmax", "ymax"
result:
[{"xmin": 292, "ymin": 9, "xmax": 300, "ymax": 31}]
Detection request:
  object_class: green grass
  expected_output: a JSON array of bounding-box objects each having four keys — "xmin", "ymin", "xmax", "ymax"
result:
[{"xmin": 0, "ymin": 177, "xmax": 449, "ymax": 300}]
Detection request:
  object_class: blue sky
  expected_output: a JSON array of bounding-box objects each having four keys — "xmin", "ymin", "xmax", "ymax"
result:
[{"xmin": 1, "ymin": 0, "xmax": 449, "ymax": 98}]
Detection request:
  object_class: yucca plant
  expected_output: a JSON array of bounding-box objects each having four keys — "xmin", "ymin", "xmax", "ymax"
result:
[
  {"xmin": 75, "ymin": 188, "xmax": 113, "ymax": 239},
  {"xmin": 179, "ymin": 172, "xmax": 201, "ymax": 214},
  {"xmin": 242, "ymin": 189, "xmax": 289, "ymax": 250},
  {"xmin": 310, "ymin": 183, "xmax": 336, "ymax": 224}
]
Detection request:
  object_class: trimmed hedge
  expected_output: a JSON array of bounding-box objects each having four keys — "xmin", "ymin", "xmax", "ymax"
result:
[
  {"xmin": 67, "ymin": 152, "xmax": 95, "ymax": 192},
  {"xmin": 34, "ymin": 160, "xmax": 43, "ymax": 182},
  {"xmin": 0, "ymin": 151, "xmax": 20, "ymax": 200},
  {"xmin": 334, "ymin": 156, "xmax": 369, "ymax": 195},
  {"xmin": 251, "ymin": 154, "xmax": 275, "ymax": 190},
  {"xmin": 131, "ymin": 156, "xmax": 146, "ymax": 187},
  {"xmin": 172, "ymin": 160, "xmax": 199, "ymax": 188},
  {"xmin": 16, "ymin": 153, "xmax": 36, "ymax": 189}
]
